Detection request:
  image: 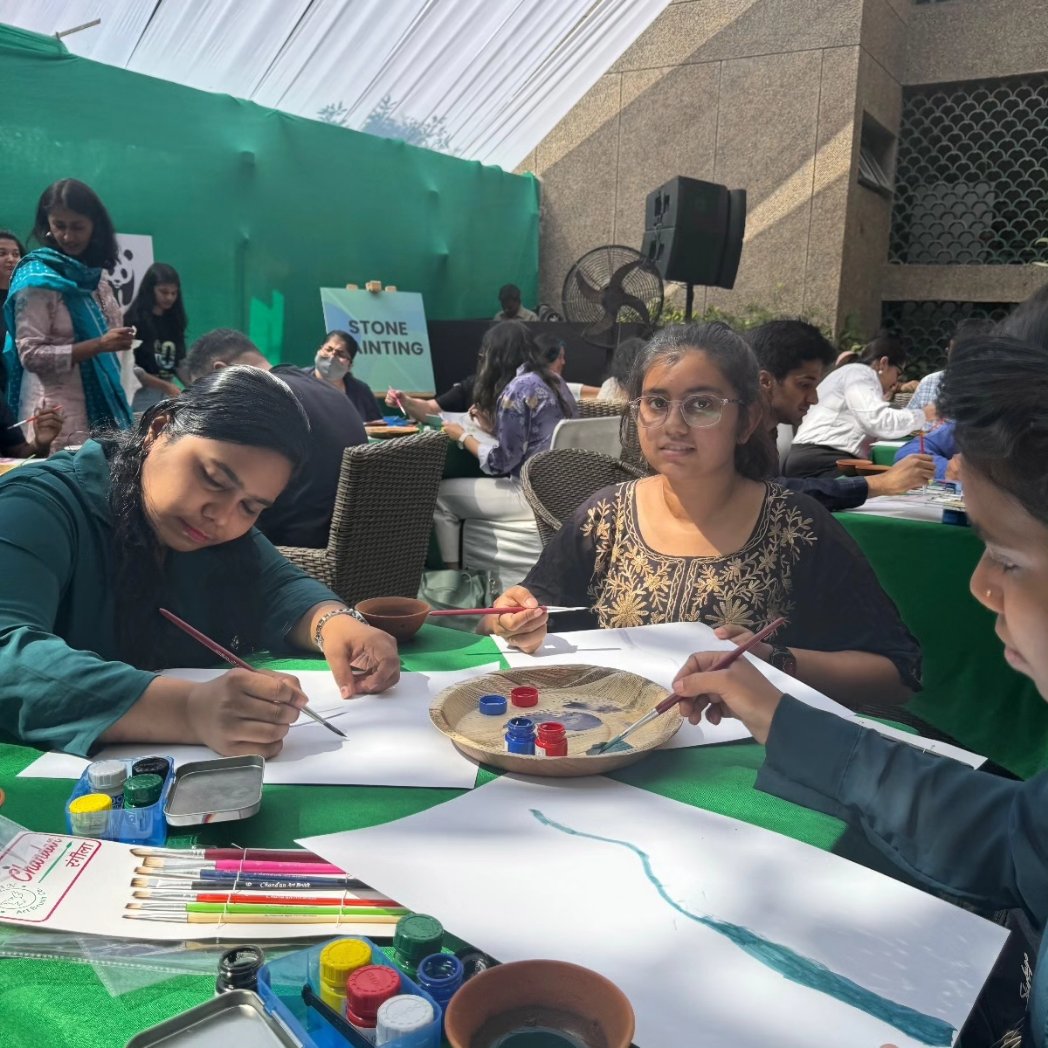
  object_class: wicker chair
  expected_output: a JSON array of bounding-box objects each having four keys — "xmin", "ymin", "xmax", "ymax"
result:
[
  {"xmin": 521, "ymin": 448, "xmax": 646, "ymax": 545},
  {"xmin": 278, "ymin": 430, "xmax": 447, "ymax": 605},
  {"xmin": 577, "ymin": 399, "xmax": 624, "ymax": 419}
]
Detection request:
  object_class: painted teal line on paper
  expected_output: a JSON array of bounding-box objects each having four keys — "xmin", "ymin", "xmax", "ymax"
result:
[{"xmin": 530, "ymin": 809, "xmax": 954, "ymax": 1047}]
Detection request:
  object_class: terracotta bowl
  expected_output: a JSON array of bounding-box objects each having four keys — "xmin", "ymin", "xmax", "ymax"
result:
[
  {"xmin": 355, "ymin": 597, "xmax": 430, "ymax": 641},
  {"xmin": 444, "ymin": 959, "xmax": 635, "ymax": 1048}
]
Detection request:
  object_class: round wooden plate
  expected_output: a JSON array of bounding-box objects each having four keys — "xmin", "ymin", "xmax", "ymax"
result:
[
  {"xmin": 365, "ymin": 423, "xmax": 419, "ymax": 438},
  {"xmin": 430, "ymin": 665, "xmax": 681, "ymax": 777}
]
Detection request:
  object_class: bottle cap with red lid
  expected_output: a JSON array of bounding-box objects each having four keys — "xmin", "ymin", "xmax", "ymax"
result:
[
  {"xmin": 510, "ymin": 685, "xmax": 538, "ymax": 708},
  {"xmin": 346, "ymin": 964, "xmax": 401, "ymax": 1024}
]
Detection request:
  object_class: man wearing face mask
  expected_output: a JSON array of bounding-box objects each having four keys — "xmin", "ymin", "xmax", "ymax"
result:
[{"xmin": 307, "ymin": 330, "xmax": 384, "ymax": 423}]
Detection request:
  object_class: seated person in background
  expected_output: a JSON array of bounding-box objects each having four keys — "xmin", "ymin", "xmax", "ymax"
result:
[
  {"xmin": 483, "ymin": 323, "xmax": 920, "ymax": 710},
  {"xmin": 185, "ymin": 329, "xmax": 367, "ymax": 549},
  {"xmin": 387, "ymin": 349, "xmax": 482, "ymax": 424},
  {"xmin": 124, "ymin": 262, "xmax": 188, "ymax": 411},
  {"xmin": 534, "ymin": 332, "xmax": 600, "ymax": 401},
  {"xmin": 0, "ymin": 366, "xmax": 397, "ymax": 756},
  {"xmin": 0, "ymin": 229, "xmax": 26, "ymax": 392},
  {"xmin": 908, "ymin": 317, "xmax": 996, "ymax": 416},
  {"xmin": 434, "ymin": 321, "xmax": 577, "ymax": 575},
  {"xmin": 748, "ymin": 319, "xmax": 933, "ymax": 511},
  {"xmin": 307, "ymin": 330, "xmax": 383, "ymax": 423},
  {"xmin": 669, "ymin": 336, "xmax": 1048, "ymax": 1040},
  {"xmin": 493, "ymin": 283, "xmax": 538, "ymax": 322},
  {"xmin": 893, "ymin": 422, "xmax": 958, "ymax": 481},
  {"xmin": 598, "ymin": 337, "xmax": 646, "ymax": 403},
  {"xmin": 0, "ymin": 401, "xmax": 62, "ymax": 459},
  {"xmin": 783, "ymin": 332, "xmax": 935, "ymax": 480}
]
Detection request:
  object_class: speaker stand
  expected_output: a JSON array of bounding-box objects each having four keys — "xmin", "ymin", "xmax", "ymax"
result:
[{"xmin": 684, "ymin": 283, "xmax": 695, "ymax": 321}]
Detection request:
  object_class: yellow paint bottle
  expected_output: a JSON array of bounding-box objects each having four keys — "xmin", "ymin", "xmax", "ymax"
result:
[{"xmin": 319, "ymin": 937, "xmax": 373, "ymax": 1013}]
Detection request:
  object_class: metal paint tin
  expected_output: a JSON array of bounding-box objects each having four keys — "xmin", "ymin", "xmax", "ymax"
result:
[
  {"xmin": 163, "ymin": 755, "xmax": 265, "ymax": 826},
  {"xmin": 124, "ymin": 989, "xmax": 301, "ymax": 1047}
]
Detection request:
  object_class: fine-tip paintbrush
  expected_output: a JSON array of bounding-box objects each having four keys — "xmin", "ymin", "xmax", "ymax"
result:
[
  {"xmin": 159, "ymin": 607, "xmax": 347, "ymax": 739},
  {"xmin": 590, "ymin": 616, "xmax": 788, "ymax": 755}
]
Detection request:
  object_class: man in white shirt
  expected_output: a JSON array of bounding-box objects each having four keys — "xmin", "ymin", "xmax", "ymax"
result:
[{"xmin": 494, "ymin": 284, "xmax": 538, "ymax": 322}]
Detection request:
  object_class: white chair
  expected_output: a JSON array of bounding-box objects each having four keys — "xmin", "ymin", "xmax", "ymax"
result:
[{"xmin": 550, "ymin": 417, "xmax": 622, "ymax": 457}]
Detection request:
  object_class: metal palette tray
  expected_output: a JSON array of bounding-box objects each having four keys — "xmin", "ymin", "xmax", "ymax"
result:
[
  {"xmin": 163, "ymin": 755, "xmax": 264, "ymax": 826},
  {"xmin": 125, "ymin": 990, "xmax": 301, "ymax": 1047}
]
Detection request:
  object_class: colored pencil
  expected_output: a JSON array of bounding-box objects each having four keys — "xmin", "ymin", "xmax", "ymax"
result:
[
  {"xmin": 124, "ymin": 912, "xmax": 401, "ymax": 925},
  {"xmin": 141, "ymin": 855, "xmax": 344, "ymax": 875},
  {"xmin": 593, "ymin": 616, "xmax": 788, "ymax": 754},
  {"xmin": 132, "ymin": 874, "xmax": 368, "ymax": 891},
  {"xmin": 128, "ymin": 902, "xmax": 408, "ymax": 917},
  {"xmin": 158, "ymin": 607, "xmax": 346, "ymax": 739},
  {"xmin": 428, "ymin": 605, "xmax": 588, "ymax": 617},
  {"xmin": 132, "ymin": 847, "xmax": 327, "ymax": 863}
]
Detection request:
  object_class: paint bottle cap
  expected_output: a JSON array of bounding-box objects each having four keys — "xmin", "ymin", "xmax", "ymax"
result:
[
  {"xmin": 87, "ymin": 759, "xmax": 127, "ymax": 792},
  {"xmin": 393, "ymin": 913, "xmax": 444, "ymax": 963},
  {"xmin": 510, "ymin": 686, "xmax": 539, "ymax": 708},
  {"xmin": 68, "ymin": 793, "xmax": 113, "ymax": 815},
  {"xmin": 346, "ymin": 965, "xmax": 401, "ymax": 1020},
  {"xmin": 131, "ymin": 756, "xmax": 171, "ymax": 779},
  {"xmin": 320, "ymin": 937, "xmax": 373, "ymax": 986},
  {"xmin": 376, "ymin": 994, "xmax": 434, "ymax": 1039},
  {"xmin": 215, "ymin": 944, "xmax": 265, "ymax": 994},
  {"xmin": 123, "ymin": 773, "xmax": 164, "ymax": 808},
  {"xmin": 478, "ymin": 694, "xmax": 507, "ymax": 716}
]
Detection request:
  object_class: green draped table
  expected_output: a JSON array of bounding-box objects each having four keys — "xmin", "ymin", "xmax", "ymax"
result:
[
  {"xmin": 838, "ymin": 511, "xmax": 1048, "ymax": 777},
  {"xmin": 0, "ymin": 623, "xmax": 852, "ymax": 1048}
]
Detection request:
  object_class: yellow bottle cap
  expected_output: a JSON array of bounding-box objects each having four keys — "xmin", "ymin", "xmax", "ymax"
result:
[
  {"xmin": 69, "ymin": 794, "xmax": 113, "ymax": 814},
  {"xmin": 320, "ymin": 937, "xmax": 372, "ymax": 985}
]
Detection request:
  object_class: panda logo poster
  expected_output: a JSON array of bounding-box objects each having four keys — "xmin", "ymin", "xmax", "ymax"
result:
[{"xmin": 105, "ymin": 233, "xmax": 154, "ymax": 309}]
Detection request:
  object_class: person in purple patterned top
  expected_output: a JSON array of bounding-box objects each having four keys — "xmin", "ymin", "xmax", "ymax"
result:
[{"xmin": 435, "ymin": 323, "xmax": 577, "ymax": 584}]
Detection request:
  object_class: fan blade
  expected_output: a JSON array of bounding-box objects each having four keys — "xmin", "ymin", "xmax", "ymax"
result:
[
  {"xmin": 608, "ymin": 257, "xmax": 646, "ymax": 289},
  {"xmin": 618, "ymin": 292, "xmax": 652, "ymax": 327},
  {"xmin": 573, "ymin": 268, "xmax": 606, "ymax": 305}
]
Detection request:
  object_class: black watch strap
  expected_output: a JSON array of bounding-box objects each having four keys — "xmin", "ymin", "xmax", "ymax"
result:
[{"xmin": 769, "ymin": 645, "xmax": 797, "ymax": 677}]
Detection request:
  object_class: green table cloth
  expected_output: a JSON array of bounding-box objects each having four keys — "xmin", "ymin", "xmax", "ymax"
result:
[
  {"xmin": 870, "ymin": 440, "xmax": 907, "ymax": 466},
  {"xmin": 839, "ymin": 511, "xmax": 1048, "ymax": 776},
  {"xmin": 0, "ymin": 623, "xmax": 848, "ymax": 1048}
]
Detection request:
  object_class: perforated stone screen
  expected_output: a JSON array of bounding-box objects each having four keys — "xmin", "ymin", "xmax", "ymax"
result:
[
  {"xmin": 881, "ymin": 300, "xmax": 1011, "ymax": 377},
  {"xmin": 889, "ymin": 74, "xmax": 1048, "ymax": 265}
]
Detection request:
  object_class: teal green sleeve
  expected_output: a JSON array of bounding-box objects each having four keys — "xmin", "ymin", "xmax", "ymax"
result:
[
  {"xmin": 758, "ymin": 696, "xmax": 1048, "ymax": 922},
  {"xmin": 0, "ymin": 484, "xmax": 157, "ymax": 756},
  {"xmin": 248, "ymin": 530, "xmax": 342, "ymax": 652}
]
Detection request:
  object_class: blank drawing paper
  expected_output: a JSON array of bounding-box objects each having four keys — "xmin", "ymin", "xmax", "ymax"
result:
[{"xmin": 301, "ymin": 775, "xmax": 1007, "ymax": 1048}]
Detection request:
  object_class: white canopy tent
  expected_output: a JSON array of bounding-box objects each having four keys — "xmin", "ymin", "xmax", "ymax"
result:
[{"xmin": 0, "ymin": 0, "xmax": 669, "ymax": 170}]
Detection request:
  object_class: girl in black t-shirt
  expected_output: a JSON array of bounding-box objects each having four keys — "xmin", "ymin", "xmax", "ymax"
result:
[{"xmin": 125, "ymin": 262, "xmax": 188, "ymax": 411}]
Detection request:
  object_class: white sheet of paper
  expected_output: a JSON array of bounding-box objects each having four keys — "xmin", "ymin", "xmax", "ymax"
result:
[
  {"xmin": 0, "ymin": 830, "xmax": 386, "ymax": 940},
  {"xmin": 854, "ymin": 718, "xmax": 987, "ymax": 769},
  {"xmin": 301, "ymin": 774, "xmax": 1007, "ymax": 1048},
  {"xmin": 19, "ymin": 668, "xmax": 498, "ymax": 789}
]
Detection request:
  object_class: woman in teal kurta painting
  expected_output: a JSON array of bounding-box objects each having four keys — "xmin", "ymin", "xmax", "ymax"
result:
[{"xmin": 0, "ymin": 365, "xmax": 399, "ymax": 757}]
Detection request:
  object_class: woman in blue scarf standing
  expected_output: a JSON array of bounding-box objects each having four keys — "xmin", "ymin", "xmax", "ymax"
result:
[{"xmin": 4, "ymin": 179, "xmax": 134, "ymax": 452}]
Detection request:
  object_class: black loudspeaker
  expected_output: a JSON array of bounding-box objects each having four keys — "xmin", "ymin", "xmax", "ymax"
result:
[{"xmin": 641, "ymin": 177, "xmax": 746, "ymax": 289}]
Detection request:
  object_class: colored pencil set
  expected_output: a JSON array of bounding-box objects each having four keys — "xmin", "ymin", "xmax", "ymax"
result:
[{"xmin": 123, "ymin": 847, "xmax": 404, "ymax": 926}]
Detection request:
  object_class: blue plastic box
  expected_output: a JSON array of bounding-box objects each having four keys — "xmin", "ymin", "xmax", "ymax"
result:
[
  {"xmin": 65, "ymin": 755, "xmax": 174, "ymax": 847},
  {"xmin": 258, "ymin": 936, "xmax": 442, "ymax": 1048}
]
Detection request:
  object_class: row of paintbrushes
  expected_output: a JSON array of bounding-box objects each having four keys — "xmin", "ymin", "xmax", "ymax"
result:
[{"xmin": 125, "ymin": 846, "xmax": 404, "ymax": 926}]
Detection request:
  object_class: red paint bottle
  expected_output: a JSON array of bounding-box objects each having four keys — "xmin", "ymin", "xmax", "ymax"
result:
[
  {"xmin": 535, "ymin": 721, "xmax": 568, "ymax": 757},
  {"xmin": 346, "ymin": 964, "xmax": 401, "ymax": 1039}
]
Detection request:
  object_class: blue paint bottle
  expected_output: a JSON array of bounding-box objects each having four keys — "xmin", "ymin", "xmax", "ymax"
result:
[
  {"xmin": 479, "ymin": 694, "xmax": 508, "ymax": 716},
  {"xmin": 416, "ymin": 952, "xmax": 464, "ymax": 1017},
  {"xmin": 505, "ymin": 717, "xmax": 536, "ymax": 755}
]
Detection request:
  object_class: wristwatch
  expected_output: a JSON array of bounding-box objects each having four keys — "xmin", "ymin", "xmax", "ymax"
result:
[
  {"xmin": 313, "ymin": 606, "xmax": 368, "ymax": 651},
  {"xmin": 768, "ymin": 645, "xmax": 797, "ymax": 677},
  {"xmin": 456, "ymin": 432, "xmax": 469, "ymax": 449}
]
